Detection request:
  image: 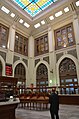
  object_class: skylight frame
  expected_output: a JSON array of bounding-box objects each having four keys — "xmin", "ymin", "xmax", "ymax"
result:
[{"xmin": 12, "ymin": 0, "xmax": 58, "ymax": 17}]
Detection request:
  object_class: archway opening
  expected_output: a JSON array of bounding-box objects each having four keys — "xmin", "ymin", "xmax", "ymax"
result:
[
  {"xmin": 59, "ymin": 58, "xmax": 78, "ymax": 94},
  {"xmin": 14, "ymin": 63, "xmax": 26, "ymax": 94},
  {"xmin": 36, "ymin": 63, "xmax": 48, "ymax": 92}
]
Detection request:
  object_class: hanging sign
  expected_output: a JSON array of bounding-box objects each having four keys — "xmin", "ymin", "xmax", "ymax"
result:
[{"xmin": 6, "ymin": 63, "xmax": 12, "ymax": 76}]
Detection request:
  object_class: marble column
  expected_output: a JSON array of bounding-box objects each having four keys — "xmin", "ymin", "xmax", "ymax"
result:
[
  {"xmin": 48, "ymin": 26, "xmax": 57, "ymax": 86},
  {"xmin": 27, "ymin": 36, "xmax": 35, "ymax": 86},
  {"xmin": 73, "ymin": 12, "xmax": 79, "ymax": 83},
  {"xmin": 73, "ymin": 13, "xmax": 79, "ymax": 60},
  {"xmin": 6, "ymin": 24, "xmax": 16, "ymax": 64}
]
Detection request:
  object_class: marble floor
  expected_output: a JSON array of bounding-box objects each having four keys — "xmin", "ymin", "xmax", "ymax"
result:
[{"xmin": 16, "ymin": 104, "xmax": 79, "ymax": 119}]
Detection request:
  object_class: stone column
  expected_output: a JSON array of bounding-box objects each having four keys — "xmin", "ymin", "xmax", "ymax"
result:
[
  {"xmin": 73, "ymin": 12, "xmax": 79, "ymax": 83},
  {"xmin": 48, "ymin": 26, "xmax": 57, "ymax": 86},
  {"xmin": 6, "ymin": 24, "xmax": 16, "ymax": 64},
  {"xmin": 73, "ymin": 13, "xmax": 79, "ymax": 60},
  {"xmin": 27, "ymin": 36, "xmax": 35, "ymax": 87}
]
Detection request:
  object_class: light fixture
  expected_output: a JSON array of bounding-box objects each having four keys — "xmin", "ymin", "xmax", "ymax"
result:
[
  {"xmin": 1, "ymin": 6, "xmax": 10, "ymax": 14},
  {"xmin": 2, "ymin": 45, "xmax": 6, "ymax": 48},
  {"xmin": 50, "ymin": 80, "xmax": 52, "ymax": 84},
  {"xmin": 55, "ymin": 11, "xmax": 63, "ymax": 17},
  {"xmin": 63, "ymin": 43, "xmax": 66, "ymax": 48},
  {"xmin": 49, "ymin": 15, "xmax": 54, "ymax": 20},
  {"xmin": 76, "ymin": 1, "xmax": 79, "ymax": 6},
  {"xmin": 16, "ymin": 35, "xmax": 18, "ymax": 39},
  {"xmin": 34, "ymin": 23, "xmax": 40, "ymax": 28},
  {"xmin": 19, "ymin": 19, "xmax": 24, "ymax": 24},
  {"xmin": 41, "ymin": 20, "xmax": 45, "ymax": 25},
  {"xmin": 24, "ymin": 22, "xmax": 30, "ymax": 28},
  {"xmin": 10, "ymin": 13, "xmax": 15, "ymax": 18},
  {"xmin": 64, "ymin": 7, "xmax": 69, "ymax": 13}
]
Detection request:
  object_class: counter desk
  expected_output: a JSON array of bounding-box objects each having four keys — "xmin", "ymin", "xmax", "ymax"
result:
[
  {"xmin": 59, "ymin": 94, "xmax": 79, "ymax": 105},
  {"xmin": 0, "ymin": 98, "xmax": 20, "ymax": 119}
]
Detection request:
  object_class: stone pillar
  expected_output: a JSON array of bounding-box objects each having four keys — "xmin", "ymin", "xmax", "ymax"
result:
[
  {"xmin": 73, "ymin": 12, "xmax": 79, "ymax": 83},
  {"xmin": 28, "ymin": 36, "xmax": 34, "ymax": 58},
  {"xmin": 48, "ymin": 26, "xmax": 57, "ymax": 86},
  {"xmin": 6, "ymin": 24, "xmax": 16, "ymax": 64},
  {"xmin": 27, "ymin": 36, "xmax": 35, "ymax": 86},
  {"xmin": 73, "ymin": 13, "xmax": 79, "ymax": 60}
]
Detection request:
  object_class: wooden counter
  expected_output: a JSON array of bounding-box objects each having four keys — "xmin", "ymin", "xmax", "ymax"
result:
[
  {"xmin": 19, "ymin": 94, "xmax": 79, "ymax": 111},
  {"xmin": 59, "ymin": 94, "xmax": 79, "ymax": 105},
  {"xmin": 0, "ymin": 98, "xmax": 20, "ymax": 119}
]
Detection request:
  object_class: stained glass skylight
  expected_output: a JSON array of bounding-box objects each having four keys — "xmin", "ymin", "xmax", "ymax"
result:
[{"xmin": 12, "ymin": 0, "xmax": 58, "ymax": 17}]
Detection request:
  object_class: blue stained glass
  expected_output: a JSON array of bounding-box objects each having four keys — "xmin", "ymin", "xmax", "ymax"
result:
[
  {"xmin": 34, "ymin": 0, "xmax": 39, "ymax": 2},
  {"xmin": 37, "ymin": 1, "xmax": 52, "ymax": 10},
  {"xmin": 29, "ymin": 0, "xmax": 33, "ymax": 2},
  {"xmin": 12, "ymin": 0, "xmax": 58, "ymax": 17},
  {"xmin": 13, "ymin": 0, "xmax": 26, "ymax": 8}
]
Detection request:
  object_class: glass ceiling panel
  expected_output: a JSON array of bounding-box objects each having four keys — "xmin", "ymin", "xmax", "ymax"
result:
[{"xmin": 12, "ymin": 0, "xmax": 58, "ymax": 17}]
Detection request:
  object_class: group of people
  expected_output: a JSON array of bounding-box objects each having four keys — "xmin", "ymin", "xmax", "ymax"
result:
[{"xmin": 49, "ymin": 88, "xmax": 59, "ymax": 119}]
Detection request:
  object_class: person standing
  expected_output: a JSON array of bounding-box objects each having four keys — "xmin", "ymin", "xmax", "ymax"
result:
[{"xmin": 49, "ymin": 88, "xmax": 59, "ymax": 119}]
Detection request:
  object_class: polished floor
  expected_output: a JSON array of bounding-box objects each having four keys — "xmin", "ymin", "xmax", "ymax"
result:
[{"xmin": 16, "ymin": 104, "xmax": 79, "ymax": 119}]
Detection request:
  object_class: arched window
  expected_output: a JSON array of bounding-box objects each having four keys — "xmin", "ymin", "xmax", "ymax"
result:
[
  {"xmin": 14, "ymin": 63, "xmax": 26, "ymax": 91},
  {"xmin": 59, "ymin": 58, "xmax": 78, "ymax": 94},
  {"xmin": 36, "ymin": 63, "xmax": 48, "ymax": 91}
]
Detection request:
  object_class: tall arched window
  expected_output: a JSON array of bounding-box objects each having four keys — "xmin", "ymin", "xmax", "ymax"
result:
[
  {"xmin": 0, "ymin": 61, "xmax": 2, "ymax": 76},
  {"xmin": 0, "ymin": 24, "xmax": 9, "ymax": 49},
  {"xmin": 59, "ymin": 58, "xmax": 78, "ymax": 94},
  {"xmin": 14, "ymin": 63, "xmax": 26, "ymax": 89},
  {"xmin": 36, "ymin": 63, "xmax": 48, "ymax": 91}
]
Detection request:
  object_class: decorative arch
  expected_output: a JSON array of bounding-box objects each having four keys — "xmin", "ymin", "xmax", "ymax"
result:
[
  {"xmin": 56, "ymin": 54, "xmax": 79, "ymax": 85},
  {"xmin": 13, "ymin": 60, "xmax": 27, "ymax": 74},
  {"xmin": 56, "ymin": 54, "xmax": 79, "ymax": 94},
  {"xmin": 34, "ymin": 60, "xmax": 50, "ymax": 90},
  {"xmin": 57, "ymin": 54, "xmax": 78, "ymax": 69},
  {"xmin": 13, "ymin": 60, "xmax": 27, "ymax": 76},
  {"xmin": 13, "ymin": 60, "xmax": 27, "ymax": 90}
]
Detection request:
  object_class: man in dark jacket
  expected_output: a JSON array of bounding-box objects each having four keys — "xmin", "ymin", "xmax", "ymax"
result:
[{"xmin": 49, "ymin": 88, "xmax": 59, "ymax": 119}]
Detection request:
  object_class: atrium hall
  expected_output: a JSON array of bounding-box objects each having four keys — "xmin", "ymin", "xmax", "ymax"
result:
[{"xmin": 0, "ymin": 0, "xmax": 79, "ymax": 119}]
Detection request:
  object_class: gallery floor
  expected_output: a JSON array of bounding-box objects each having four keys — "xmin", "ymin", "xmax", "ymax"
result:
[{"xmin": 16, "ymin": 104, "xmax": 79, "ymax": 119}]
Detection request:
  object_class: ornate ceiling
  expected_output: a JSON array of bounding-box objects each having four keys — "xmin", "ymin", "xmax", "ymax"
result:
[{"xmin": 12, "ymin": 0, "xmax": 58, "ymax": 17}]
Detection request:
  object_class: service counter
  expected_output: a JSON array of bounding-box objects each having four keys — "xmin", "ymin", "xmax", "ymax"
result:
[
  {"xmin": 19, "ymin": 95, "xmax": 49, "ymax": 110},
  {"xmin": 0, "ymin": 98, "xmax": 20, "ymax": 119},
  {"xmin": 19, "ymin": 94, "xmax": 79, "ymax": 110},
  {"xmin": 59, "ymin": 94, "xmax": 79, "ymax": 105}
]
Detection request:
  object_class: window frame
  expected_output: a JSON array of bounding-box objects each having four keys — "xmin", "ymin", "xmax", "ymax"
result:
[
  {"xmin": 35, "ymin": 34, "xmax": 49, "ymax": 56},
  {"xmin": 54, "ymin": 23, "xmax": 75, "ymax": 50},
  {"xmin": 0, "ymin": 23, "xmax": 9, "ymax": 49},
  {"xmin": 14, "ymin": 32, "xmax": 28, "ymax": 56}
]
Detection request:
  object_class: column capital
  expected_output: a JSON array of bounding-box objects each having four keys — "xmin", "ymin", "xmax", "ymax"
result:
[
  {"xmin": 29, "ymin": 35, "xmax": 33, "ymax": 39},
  {"xmin": 73, "ymin": 11, "xmax": 78, "ymax": 20},
  {"xmin": 10, "ymin": 23, "xmax": 16, "ymax": 30},
  {"xmin": 48, "ymin": 24, "xmax": 52, "ymax": 32}
]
